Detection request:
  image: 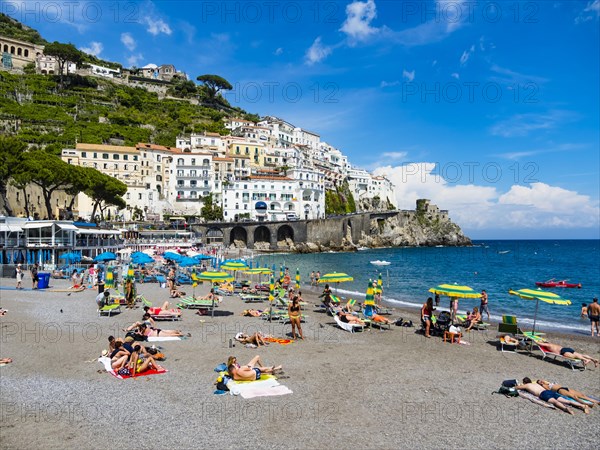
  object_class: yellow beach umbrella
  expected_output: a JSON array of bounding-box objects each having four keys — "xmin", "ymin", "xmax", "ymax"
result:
[
  {"xmin": 295, "ymin": 268, "xmax": 300, "ymax": 290},
  {"xmin": 428, "ymin": 283, "xmax": 482, "ymax": 299},
  {"xmin": 104, "ymin": 266, "xmax": 114, "ymax": 288},
  {"xmin": 509, "ymin": 288, "xmax": 571, "ymax": 336},
  {"xmin": 364, "ymin": 280, "xmax": 376, "ymax": 306},
  {"xmin": 127, "ymin": 264, "xmax": 135, "ymax": 281}
]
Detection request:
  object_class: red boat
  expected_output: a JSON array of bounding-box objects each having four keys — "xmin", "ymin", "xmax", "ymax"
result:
[{"xmin": 535, "ymin": 279, "xmax": 582, "ymax": 288}]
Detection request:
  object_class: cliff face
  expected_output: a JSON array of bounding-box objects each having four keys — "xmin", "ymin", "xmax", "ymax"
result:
[{"xmin": 358, "ymin": 212, "xmax": 471, "ymax": 248}]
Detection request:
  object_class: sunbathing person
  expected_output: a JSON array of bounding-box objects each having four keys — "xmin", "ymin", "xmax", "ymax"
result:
[
  {"xmin": 536, "ymin": 379, "xmax": 599, "ymax": 407},
  {"xmin": 0, "ymin": 358, "xmax": 13, "ymax": 364},
  {"xmin": 235, "ymin": 332, "xmax": 267, "ymax": 347},
  {"xmin": 143, "ymin": 302, "xmax": 180, "ymax": 316},
  {"xmin": 540, "ymin": 342, "xmax": 599, "ymax": 367},
  {"xmin": 516, "ymin": 378, "xmax": 589, "ymax": 414},
  {"xmin": 138, "ymin": 323, "xmax": 189, "ymax": 338},
  {"xmin": 227, "ymin": 361, "xmax": 283, "ymax": 381},
  {"xmin": 337, "ymin": 311, "xmax": 366, "ymax": 325},
  {"xmin": 128, "ymin": 345, "xmax": 164, "ymax": 374},
  {"xmin": 110, "ymin": 341, "xmax": 130, "ymax": 370},
  {"xmin": 242, "ymin": 309, "xmax": 263, "ymax": 317},
  {"xmin": 465, "ymin": 307, "xmax": 482, "ymax": 332},
  {"xmin": 170, "ymin": 288, "xmax": 186, "ymax": 298}
]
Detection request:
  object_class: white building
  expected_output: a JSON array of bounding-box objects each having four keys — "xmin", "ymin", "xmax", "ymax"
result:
[
  {"xmin": 88, "ymin": 63, "xmax": 120, "ymax": 78},
  {"xmin": 176, "ymin": 132, "xmax": 226, "ymax": 153},
  {"xmin": 169, "ymin": 152, "xmax": 214, "ymax": 214},
  {"xmin": 222, "ymin": 175, "xmax": 324, "ymax": 222},
  {"xmin": 36, "ymin": 55, "xmax": 77, "ymax": 75}
]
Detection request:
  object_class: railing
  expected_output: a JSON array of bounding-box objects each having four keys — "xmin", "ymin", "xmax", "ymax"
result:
[
  {"xmin": 0, "ymin": 238, "xmax": 24, "ymax": 247},
  {"xmin": 175, "ymin": 175, "xmax": 211, "ymax": 180},
  {"xmin": 74, "ymin": 238, "xmax": 122, "ymax": 248},
  {"xmin": 176, "ymin": 164, "xmax": 211, "ymax": 170},
  {"xmin": 26, "ymin": 237, "xmax": 72, "ymax": 247},
  {"xmin": 175, "ymin": 197, "xmax": 202, "ymax": 202}
]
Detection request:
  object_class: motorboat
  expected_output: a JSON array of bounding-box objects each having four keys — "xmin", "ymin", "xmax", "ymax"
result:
[
  {"xmin": 370, "ymin": 260, "xmax": 391, "ymax": 266},
  {"xmin": 535, "ymin": 279, "xmax": 582, "ymax": 288}
]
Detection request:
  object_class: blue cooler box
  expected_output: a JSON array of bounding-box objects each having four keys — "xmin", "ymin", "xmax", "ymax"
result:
[{"xmin": 38, "ymin": 272, "xmax": 50, "ymax": 289}]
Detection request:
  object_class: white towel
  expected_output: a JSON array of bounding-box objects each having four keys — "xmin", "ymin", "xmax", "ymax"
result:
[
  {"xmin": 227, "ymin": 377, "xmax": 292, "ymax": 398},
  {"xmin": 98, "ymin": 356, "xmax": 113, "ymax": 372},
  {"xmin": 147, "ymin": 336, "xmax": 182, "ymax": 342}
]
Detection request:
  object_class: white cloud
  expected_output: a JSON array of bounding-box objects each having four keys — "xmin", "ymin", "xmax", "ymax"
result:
[
  {"xmin": 402, "ymin": 69, "xmax": 415, "ymax": 82},
  {"xmin": 274, "ymin": 47, "xmax": 283, "ymax": 56},
  {"xmin": 380, "ymin": 80, "xmax": 400, "ymax": 88},
  {"xmin": 460, "ymin": 45, "xmax": 475, "ymax": 65},
  {"xmin": 80, "ymin": 41, "xmax": 103, "ymax": 57},
  {"xmin": 373, "ymin": 163, "xmax": 600, "ymax": 231},
  {"xmin": 143, "ymin": 16, "xmax": 172, "ymax": 35},
  {"xmin": 575, "ymin": 0, "xmax": 599, "ymax": 23},
  {"xmin": 381, "ymin": 152, "xmax": 408, "ymax": 160},
  {"xmin": 451, "ymin": 73, "xmax": 460, "ymax": 79},
  {"xmin": 432, "ymin": 60, "xmax": 438, "ymax": 67},
  {"xmin": 126, "ymin": 53, "xmax": 144, "ymax": 67},
  {"xmin": 489, "ymin": 64, "xmax": 548, "ymax": 85},
  {"xmin": 305, "ymin": 37, "xmax": 332, "ymax": 65},
  {"xmin": 121, "ymin": 33, "xmax": 136, "ymax": 51},
  {"xmin": 490, "ymin": 110, "xmax": 578, "ymax": 138},
  {"xmin": 340, "ymin": 0, "xmax": 379, "ymax": 44}
]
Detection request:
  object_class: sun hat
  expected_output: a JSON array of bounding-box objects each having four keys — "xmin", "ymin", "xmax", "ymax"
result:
[
  {"xmin": 101, "ymin": 349, "xmax": 108, "ymax": 357},
  {"xmin": 124, "ymin": 336, "xmax": 134, "ymax": 342}
]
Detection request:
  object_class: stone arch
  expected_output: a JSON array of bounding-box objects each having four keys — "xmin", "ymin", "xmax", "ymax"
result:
[
  {"xmin": 277, "ymin": 224, "xmax": 294, "ymax": 247},
  {"xmin": 17, "ymin": 47, "xmax": 22, "ymax": 56},
  {"xmin": 253, "ymin": 226, "xmax": 271, "ymax": 248},
  {"xmin": 230, "ymin": 226, "xmax": 248, "ymax": 248},
  {"xmin": 206, "ymin": 227, "xmax": 224, "ymax": 245},
  {"xmin": 10, "ymin": 46, "xmax": 15, "ymax": 54}
]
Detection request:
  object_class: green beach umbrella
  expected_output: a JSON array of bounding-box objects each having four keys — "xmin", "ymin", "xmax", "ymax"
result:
[
  {"xmin": 196, "ymin": 271, "xmax": 234, "ymax": 283},
  {"xmin": 509, "ymin": 288, "xmax": 571, "ymax": 337},
  {"xmin": 375, "ymin": 273, "xmax": 383, "ymax": 294},
  {"xmin": 364, "ymin": 280, "xmax": 376, "ymax": 306},
  {"xmin": 105, "ymin": 266, "xmax": 114, "ymax": 288},
  {"xmin": 428, "ymin": 283, "xmax": 482, "ymax": 299},
  {"xmin": 220, "ymin": 261, "xmax": 249, "ymax": 271},
  {"xmin": 127, "ymin": 264, "xmax": 135, "ymax": 281},
  {"xmin": 318, "ymin": 272, "xmax": 354, "ymax": 284},
  {"xmin": 244, "ymin": 267, "xmax": 272, "ymax": 286},
  {"xmin": 268, "ymin": 275, "xmax": 275, "ymax": 323},
  {"xmin": 295, "ymin": 268, "xmax": 300, "ymax": 290}
]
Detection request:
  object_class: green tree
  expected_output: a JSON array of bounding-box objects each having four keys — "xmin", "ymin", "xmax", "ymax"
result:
[
  {"xmin": 43, "ymin": 41, "xmax": 83, "ymax": 88},
  {"xmin": 16, "ymin": 150, "xmax": 77, "ymax": 219},
  {"xmin": 200, "ymin": 193, "xmax": 223, "ymax": 221},
  {"xmin": 196, "ymin": 74, "xmax": 232, "ymax": 103},
  {"xmin": 84, "ymin": 170, "xmax": 127, "ymax": 220},
  {"xmin": 0, "ymin": 136, "xmax": 27, "ymax": 216}
]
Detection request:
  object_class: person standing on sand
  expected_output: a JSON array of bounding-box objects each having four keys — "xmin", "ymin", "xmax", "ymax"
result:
[
  {"xmin": 15, "ymin": 264, "xmax": 23, "ymax": 289},
  {"xmin": 30, "ymin": 263, "xmax": 39, "ymax": 290},
  {"xmin": 450, "ymin": 297, "xmax": 458, "ymax": 323},
  {"xmin": 588, "ymin": 298, "xmax": 600, "ymax": 337},
  {"xmin": 434, "ymin": 293, "xmax": 440, "ymax": 307},
  {"xmin": 480, "ymin": 290, "xmax": 490, "ymax": 321},
  {"xmin": 125, "ymin": 278, "xmax": 136, "ymax": 309},
  {"xmin": 310, "ymin": 271, "xmax": 315, "ymax": 286}
]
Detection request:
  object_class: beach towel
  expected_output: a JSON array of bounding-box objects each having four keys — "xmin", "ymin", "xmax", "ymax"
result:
[
  {"xmin": 228, "ymin": 376, "xmax": 292, "ymax": 398},
  {"xmin": 98, "ymin": 356, "xmax": 168, "ymax": 379},
  {"xmin": 147, "ymin": 336, "xmax": 182, "ymax": 342},
  {"xmin": 263, "ymin": 337, "xmax": 294, "ymax": 345},
  {"xmin": 518, "ymin": 391, "xmax": 556, "ymax": 409}
]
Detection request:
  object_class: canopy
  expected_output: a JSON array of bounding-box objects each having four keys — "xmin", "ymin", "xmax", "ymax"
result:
[
  {"xmin": 508, "ymin": 288, "xmax": 571, "ymax": 337},
  {"xmin": 364, "ymin": 280, "xmax": 376, "ymax": 306},
  {"xmin": 317, "ymin": 272, "xmax": 354, "ymax": 284},
  {"xmin": 428, "ymin": 283, "xmax": 482, "ymax": 299},
  {"xmin": 59, "ymin": 252, "xmax": 81, "ymax": 263},
  {"xmin": 179, "ymin": 257, "xmax": 198, "ymax": 267},
  {"xmin": 131, "ymin": 252, "xmax": 154, "ymax": 265},
  {"xmin": 196, "ymin": 271, "xmax": 234, "ymax": 283},
  {"xmin": 94, "ymin": 252, "xmax": 116, "ymax": 262},
  {"xmin": 221, "ymin": 261, "xmax": 249, "ymax": 271},
  {"xmin": 163, "ymin": 251, "xmax": 183, "ymax": 262}
]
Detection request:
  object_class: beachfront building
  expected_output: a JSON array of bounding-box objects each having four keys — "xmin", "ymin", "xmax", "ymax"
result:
[
  {"xmin": 0, "ymin": 35, "xmax": 43, "ymax": 69},
  {"xmin": 169, "ymin": 152, "xmax": 214, "ymax": 215},
  {"xmin": 0, "ymin": 216, "xmax": 123, "ymax": 272},
  {"xmin": 366, "ymin": 175, "xmax": 397, "ymax": 209},
  {"xmin": 257, "ymin": 116, "xmax": 296, "ymax": 148},
  {"xmin": 222, "ymin": 174, "xmax": 324, "ymax": 222}
]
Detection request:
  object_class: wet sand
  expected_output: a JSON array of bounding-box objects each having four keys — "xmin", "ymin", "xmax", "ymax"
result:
[{"xmin": 1, "ymin": 276, "xmax": 599, "ymax": 449}]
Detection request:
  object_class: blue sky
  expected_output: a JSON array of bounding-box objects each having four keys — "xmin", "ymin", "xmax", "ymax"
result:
[{"xmin": 4, "ymin": 0, "xmax": 599, "ymax": 239}]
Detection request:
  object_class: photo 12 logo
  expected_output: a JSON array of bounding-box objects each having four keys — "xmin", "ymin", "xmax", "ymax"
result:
[
  {"xmin": 1, "ymin": 1, "xmax": 141, "ymax": 24},
  {"xmin": 224, "ymin": 82, "xmax": 340, "ymax": 104},
  {"xmin": 401, "ymin": 81, "xmax": 539, "ymax": 104}
]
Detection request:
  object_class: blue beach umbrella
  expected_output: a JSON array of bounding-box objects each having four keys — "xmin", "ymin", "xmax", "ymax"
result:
[
  {"xmin": 179, "ymin": 257, "xmax": 198, "ymax": 267},
  {"xmin": 163, "ymin": 251, "xmax": 183, "ymax": 263},
  {"xmin": 60, "ymin": 252, "xmax": 82, "ymax": 263},
  {"xmin": 131, "ymin": 252, "xmax": 154, "ymax": 265},
  {"xmin": 94, "ymin": 251, "xmax": 117, "ymax": 262}
]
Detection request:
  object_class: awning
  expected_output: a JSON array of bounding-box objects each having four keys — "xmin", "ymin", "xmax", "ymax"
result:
[
  {"xmin": 22, "ymin": 222, "xmax": 53, "ymax": 229},
  {"xmin": 76, "ymin": 229, "xmax": 121, "ymax": 235},
  {"xmin": 56, "ymin": 223, "xmax": 78, "ymax": 231},
  {"xmin": 0, "ymin": 224, "xmax": 23, "ymax": 233}
]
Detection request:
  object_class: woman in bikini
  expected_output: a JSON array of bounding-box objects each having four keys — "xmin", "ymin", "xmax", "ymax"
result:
[
  {"xmin": 421, "ymin": 297, "xmax": 435, "ymax": 338},
  {"xmin": 288, "ymin": 295, "xmax": 304, "ymax": 340},
  {"xmin": 536, "ymin": 379, "xmax": 599, "ymax": 407},
  {"xmin": 138, "ymin": 323, "xmax": 189, "ymax": 338},
  {"xmin": 129, "ymin": 345, "xmax": 164, "ymax": 374}
]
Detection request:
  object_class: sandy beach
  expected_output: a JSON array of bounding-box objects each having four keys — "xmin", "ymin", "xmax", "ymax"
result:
[{"xmin": 1, "ymin": 276, "xmax": 599, "ymax": 449}]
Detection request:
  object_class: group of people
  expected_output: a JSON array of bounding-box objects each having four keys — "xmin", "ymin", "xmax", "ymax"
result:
[
  {"xmin": 106, "ymin": 335, "xmax": 164, "ymax": 375},
  {"xmin": 515, "ymin": 377, "xmax": 599, "ymax": 415},
  {"xmin": 14, "ymin": 263, "xmax": 40, "ymax": 290}
]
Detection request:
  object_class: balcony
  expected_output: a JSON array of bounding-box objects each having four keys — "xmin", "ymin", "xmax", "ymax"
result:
[
  {"xmin": 175, "ymin": 175, "xmax": 211, "ymax": 180},
  {"xmin": 175, "ymin": 197, "xmax": 203, "ymax": 202},
  {"xmin": 176, "ymin": 185, "xmax": 210, "ymax": 190},
  {"xmin": 176, "ymin": 164, "xmax": 211, "ymax": 170},
  {"xmin": 26, "ymin": 237, "xmax": 73, "ymax": 247}
]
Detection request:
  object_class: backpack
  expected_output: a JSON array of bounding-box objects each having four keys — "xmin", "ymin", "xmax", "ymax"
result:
[
  {"xmin": 502, "ymin": 379, "xmax": 518, "ymax": 388},
  {"xmin": 494, "ymin": 385, "xmax": 519, "ymax": 397},
  {"xmin": 215, "ymin": 374, "xmax": 231, "ymax": 392}
]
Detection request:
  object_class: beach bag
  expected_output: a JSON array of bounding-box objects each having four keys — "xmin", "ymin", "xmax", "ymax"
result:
[
  {"xmin": 502, "ymin": 379, "xmax": 518, "ymax": 388},
  {"xmin": 215, "ymin": 374, "xmax": 231, "ymax": 392},
  {"xmin": 117, "ymin": 367, "xmax": 131, "ymax": 377},
  {"xmin": 494, "ymin": 385, "xmax": 519, "ymax": 397}
]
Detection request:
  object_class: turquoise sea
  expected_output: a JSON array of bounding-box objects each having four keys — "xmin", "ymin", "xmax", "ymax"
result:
[{"xmin": 252, "ymin": 240, "xmax": 600, "ymax": 335}]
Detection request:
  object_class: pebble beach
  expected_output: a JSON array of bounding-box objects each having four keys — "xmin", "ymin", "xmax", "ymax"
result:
[{"xmin": 1, "ymin": 277, "xmax": 599, "ymax": 449}]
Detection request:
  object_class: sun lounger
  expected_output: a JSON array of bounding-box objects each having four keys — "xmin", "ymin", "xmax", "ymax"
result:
[
  {"xmin": 334, "ymin": 315, "xmax": 365, "ymax": 333},
  {"xmin": 177, "ymin": 296, "xmax": 218, "ymax": 309},
  {"xmin": 362, "ymin": 306, "xmax": 391, "ymax": 330},
  {"xmin": 456, "ymin": 315, "xmax": 490, "ymax": 330},
  {"xmin": 534, "ymin": 343, "xmax": 585, "ymax": 371},
  {"xmin": 98, "ymin": 303, "xmax": 121, "ymax": 317},
  {"xmin": 240, "ymin": 294, "xmax": 267, "ymax": 303}
]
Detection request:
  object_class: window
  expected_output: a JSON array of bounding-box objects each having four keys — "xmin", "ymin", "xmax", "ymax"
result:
[
  {"xmin": 191, "ymin": 191, "xmax": 197, "ymax": 198},
  {"xmin": 81, "ymin": 152, "xmax": 87, "ymax": 158},
  {"xmin": 134, "ymin": 165, "xmax": 138, "ymax": 171},
  {"xmin": 191, "ymin": 159, "xmax": 196, "ymax": 166},
  {"xmin": 124, "ymin": 164, "xmax": 128, "ymax": 170},
  {"xmin": 177, "ymin": 180, "xmax": 184, "ymax": 186},
  {"xmin": 103, "ymin": 163, "xmax": 108, "ymax": 169},
  {"xmin": 67, "ymin": 159, "xmax": 72, "ymax": 164},
  {"xmin": 138, "ymin": 193, "xmax": 143, "ymax": 200},
  {"xmin": 190, "ymin": 170, "xmax": 196, "ymax": 177},
  {"xmin": 93, "ymin": 153, "xmax": 97, "ymax": 158},
  {"xmin": 123, "ymin": 155, "xmax": 128, "ymax": 161},
  {"xmin": 114, "ymin": 164, "xmax": 118, "ymax": 169},
  {"xmin": 177, "ymin": 191, "xmax": 184, "ymax": 198},
  {"xmin": 102, "ymin": 153, "xmax": 109, "ymax": 159},
  {"xmin": 133, "ymin": 155, "xmax": 138, "ymax": 161},
  {"xmin": 113, "ymin": 154, "xmax": 119, "ymax": 160},
  {"xmin": 157, "ymin": 165, "xmax": 161, "ymax": 172},
  {"xmin": 126, "ymin": 193, "xmax": 131, "ymax": 199},
  {"xmin": 149, "ymin": 193, "xmax": 153, "ymax": 200},
  {"xmin": 157, "ymin": 155, "xmax": 161, "ymax": 162},
  {"xmin": 190, "ymin": 180, "xmax": 197, "ymax": 187}
]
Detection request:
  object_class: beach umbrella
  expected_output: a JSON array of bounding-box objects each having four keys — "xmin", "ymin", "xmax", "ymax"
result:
[
  {"xmin": 268, "ymin": 275, "xmax": 275, "ymax": 323},
  {"xmin": 179, "ymin": 257, "xmax": 198, "ymax": 267},
  {"xmin": 509, "ymin": 288, "xmax": 571, "ymax": 337},
  {"xmin": 60, "ymin": 252, "xmax": 81, "ymax": 263},
  {"xmin": 428, "ymin": 283, "xmax": 482, "ymax": 299},
  {"xmin": 364, "ymin": 280, "xmax": 376, "ymax": 306},
  {"xmin": 295, "ymin": 268, "xmax": 300, "ymax": 290},
  {"xmin": 220, "ymin": 261, "xmax": 249, "ymax": 271},
  {"xmin": 244, "ymin": 267, "xmax": 272, "ymax": 286},
  {"xmin": 195, "ymin": 271, "xmax": 234, "ymax": 283},
  {"xmin": 105, "ymin": 266, "xmax": 114, "ymax": 288},
  {"xmin": 127, "ymin": 264, "xmax": 135, "ymax": 281},
  {"xmin": 94, "ymin": 251, "xmax": 117, "ymax": 262},
  {"xmin": 163, "ymin": 251, "xmax": 183, "ymax": 263},
  {"xmin": 131, "ymin": 252, "xmax": 154, "ymax": 265},
  {"xmin": 317, "ymin": 272, "xmax": 354, "ymax": 293}
]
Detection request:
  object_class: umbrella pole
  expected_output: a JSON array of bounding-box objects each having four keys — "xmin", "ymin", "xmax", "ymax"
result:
[{"xmin": 529, "ymin": 299, "xmax": 540, "ymax": 352}]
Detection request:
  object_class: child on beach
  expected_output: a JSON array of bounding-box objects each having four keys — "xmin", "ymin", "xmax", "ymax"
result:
[{"xmin": 15, "ymin": 264, "xmax": 23, "ymax": 289}]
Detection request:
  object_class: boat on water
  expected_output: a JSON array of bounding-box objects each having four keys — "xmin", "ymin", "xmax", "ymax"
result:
[
  {"xmin": 535, "ymin": 279, "xmax": 582, "ymax": 288},
  {"xmin": 370, "ymin": 260, "xmax": 391, "ymax": 266}
]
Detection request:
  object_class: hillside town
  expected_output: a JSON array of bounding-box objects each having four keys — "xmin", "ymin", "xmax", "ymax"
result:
[{"xmin": 1, "ymin": 33, "xmax": 397, "ymax": 223}]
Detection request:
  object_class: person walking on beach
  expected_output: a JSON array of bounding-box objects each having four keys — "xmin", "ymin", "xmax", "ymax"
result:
[
  {"xmin": 15, "ymin": 264, "xmax": 23, "ymax": 289},
  {"xmin": 310, "ymin": 271, "xmax": 315, "ymax": 286},
  {"xmin": 315, "ymin": 271, "xmax": 320, "ymax": 284},
  {"xmin": 588, "ymin": 297, "xmax": 600, "ymax": 337},
  {"xmin": 30, "ymin": 263, "xmax": 39, "ymax": 290},
  {"xmin": 288, "ymin": 295, "xmax": 304, "ymax": 340},
  {"xmin": 450, "ymin": 297, "xmax": 458, "ymax": 324},
  {"xmin": 480, "ymin": 290, "xmax": 490, "ymax": 321},
  {"xmin": 125, "ymin": 278, "xmax": 136, "ymax": 309},
  {"xmin": 421, "ymin": 297, "xmax": 435, "ymax": 338}
]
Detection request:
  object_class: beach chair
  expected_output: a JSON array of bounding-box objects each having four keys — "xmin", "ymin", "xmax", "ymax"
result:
[
  {"xmin": 240, "ymin": 293, "xmax": 266, "ymax": 303},
  {"xmin": 456, "ymin": 314, "xmax": 490, "ymax": 331},
  {"xmin": 141, "ymin": 297, "xmax": 182, "ymax": 321},
  {"xmin": 98, "ymin": 303, "xmax": 121, "ymax": 317},
  {"xmin": 334, "ymin": 314, "xmax": 365, "ymax": 333},
  {"xmin": 534, "ymin": 343, "xmax": 585, "ymax": 371},
  {"xmin": 362, "ymin": 305, "xmax": 391, "ymax": 330},
  {"xmin": 496, "ymin": 335, "xmax": 524, "ymax": 353},
  {"xmin": 177, "ymin": 296, "xmax": 218, "ymax": 310}
]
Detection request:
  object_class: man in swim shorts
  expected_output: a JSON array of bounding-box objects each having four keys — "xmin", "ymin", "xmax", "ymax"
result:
[
  {"xmin": 588, "ymin": 297, "xmax": 600, "ymax": 336},
  {"xmin": 536, "ymin": 379, "xmax": 599, "ymax": 407},
  {"xmin": 516, "ymin": 378, "xmax": 589, "ymax": 415},
  {"xmin": 540, "ymin": 342, "xmax": 599, "ymax": 367}
]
